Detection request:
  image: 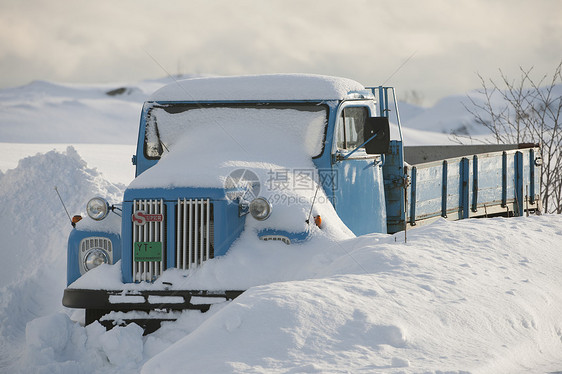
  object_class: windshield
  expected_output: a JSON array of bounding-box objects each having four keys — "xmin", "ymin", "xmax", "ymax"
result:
[{"xmin": 144, "ymin": 103, "xmax": 328, "ymax": 160}]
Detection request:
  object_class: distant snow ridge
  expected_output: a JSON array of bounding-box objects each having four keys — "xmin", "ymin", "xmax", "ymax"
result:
[
  {"xmin": 0, "ymin": 81, "xmax": 145, "ymax": 144},
  {"xmin": 400, "ymin": 83, "xmax": 562, "ymax": 139},
  {"xmin": 0, "ymin": 147, "xmax": 123, "ymax": 370},
  {"xmin": 0, "ymin": 76, "xmax": 198, "ymax": 144}
]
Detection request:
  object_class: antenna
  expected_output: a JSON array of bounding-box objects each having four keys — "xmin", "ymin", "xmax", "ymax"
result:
[
  {"xmin": 382, "ymin": 50, "xmax": 417, "ymax": 86},
  {"xmin": 306, "ymin": 178, "xmax": 322, "ymax": 225},
  {"xmin": 143, "ymin": 49, "xmax": 250, "ymax": 155},
  {"xmin": 54, "ymin": 186, "xmax": 77, "ymax": 227}
]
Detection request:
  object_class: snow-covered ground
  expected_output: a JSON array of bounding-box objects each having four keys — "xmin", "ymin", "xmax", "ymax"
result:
[{"xmin": 1, "ymin": 78, "xmax": 561, "ymax": 373}]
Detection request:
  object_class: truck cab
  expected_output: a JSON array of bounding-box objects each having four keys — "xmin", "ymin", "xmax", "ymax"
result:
[{"xmin": 63, "ymin": 74, "xmax": 393, "ymax": 330}]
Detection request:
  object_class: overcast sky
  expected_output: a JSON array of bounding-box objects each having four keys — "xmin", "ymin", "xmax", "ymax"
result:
[{"xmin": 1, "ymin": 0, "xmax": 560, "ymax": 105}]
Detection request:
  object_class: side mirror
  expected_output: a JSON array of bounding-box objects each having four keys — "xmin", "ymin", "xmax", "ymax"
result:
[{"xmin": 364, "ymin": 117, "xmax": 390, "ymax": 155}]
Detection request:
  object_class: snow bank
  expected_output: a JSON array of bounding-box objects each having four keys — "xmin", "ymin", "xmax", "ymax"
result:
[
  {"xmin": 0, "ymin": 143, "xmax": 136, "ymax": 185},
  {"xmin": 0, "ymin": 147, "xmax": 123, "ymax": 370},
  {"xmin": 143, "ymin": 216, "xmax": 562, "ymax": 374},
  {"xmin": 22, "ymin": 312, "xmax": 145, "ymax": 372},
  {"xmin": 0, "ymin": 147, "xmax": 122, "ymax": 284},
  {"xmin": 10, "ymin": 200, "xmax": 562, "ymax": 373}
]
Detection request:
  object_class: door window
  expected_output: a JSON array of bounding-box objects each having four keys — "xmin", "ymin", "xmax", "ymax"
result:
[{"xmin": 335, "ymin": 107, "xmax": 369, "ymax": 150}]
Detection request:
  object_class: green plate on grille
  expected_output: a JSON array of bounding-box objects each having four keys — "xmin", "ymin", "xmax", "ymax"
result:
[{"xmin": 134, "ymin": 242, "xmax": 162, "ymax": 262}]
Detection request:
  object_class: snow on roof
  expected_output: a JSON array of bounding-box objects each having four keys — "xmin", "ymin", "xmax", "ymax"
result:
[{"xmin": 148, "ymin": 74, "xmax": 369, "ymax": 102}]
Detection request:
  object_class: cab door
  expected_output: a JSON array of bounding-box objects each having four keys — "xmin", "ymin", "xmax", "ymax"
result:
[{"xmin": 331, "ymin": 105, "xmax": 387, "ymax": 235}]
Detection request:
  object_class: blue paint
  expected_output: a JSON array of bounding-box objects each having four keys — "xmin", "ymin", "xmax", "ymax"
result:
[
  {"xmin": 410, "ymin": 166, "xmax": 417, "ymax": 225},
  {"xmin": 471, "ymin": 155, "xmax": 478, "ymax": 212},
  {"xmin": 329, "ymin": 100, "xmax": 387, "ymax": 235},
  {"xmin": 257, "ymin": 229, "xmax": 310, "ymax": 243},
  {"xmin": 515, "ymin": 151, "xmax": 524, "ymax": 216},
  {"xmin": 530, "ymin": 149, "xmax": 536, "ymax": 204},
  {"xmin": 331, "ymin": 155, "xmax": 387, "ymax": 235},
  {"xmin": 67, "ymin": 229, "xmax": 121, "ymax": 286},
  {"xmin": 393, "ymin": 148, "xmax": 540, "ymax": 225},
  {"xmin": 502, "ymin": 151, "xmax": 508, "ymax": 207},
  {"xmin": 460, "ymin": 157, "xmax": 470, "ymax": 219},
  {"xmin": 120, "ymin": 187, "xmax": 245, "ymax": 283},
  {"xmin": 442, "ymin": 160, "xmax": 448, "ymax": 217}
]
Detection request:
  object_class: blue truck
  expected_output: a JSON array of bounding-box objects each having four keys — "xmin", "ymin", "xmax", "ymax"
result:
[{"xmin": 63, "ymin": 74, "xmax": 541, "ymax": 332}]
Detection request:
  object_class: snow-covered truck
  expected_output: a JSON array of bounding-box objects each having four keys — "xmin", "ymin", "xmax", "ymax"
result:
[{"xmin": 63, "ymin": 74, "xmax": 541, "ymax": 332}]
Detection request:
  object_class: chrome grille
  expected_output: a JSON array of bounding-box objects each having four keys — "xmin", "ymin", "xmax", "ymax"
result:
[
  {"xmin": 132, "ymin": 199, "xmax": 165, "ymax": 282},
  {"xmin": 176, "ymin": 198, "xmax": 214, "ymax": 270},
  {"xmin": 131, "ymin": 198, "xmax": 214, "ymax": 282},
  {"xmin": 260, "ymin": 235, "xmax": 291, "ymax": 245}
]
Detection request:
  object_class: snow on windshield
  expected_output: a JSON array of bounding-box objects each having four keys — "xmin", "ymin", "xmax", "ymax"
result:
[
  {"xmin": 145, "ymin": 105, "xmax": 327, "ymax": 160},
  {"xmin": 132, "ymin": 104, "xmax": 330, "ymax": 191}
]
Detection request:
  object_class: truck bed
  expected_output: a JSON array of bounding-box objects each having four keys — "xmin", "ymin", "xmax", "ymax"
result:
[{"xmin": 383, "ymin": 141, "xmax": 541, "ymax": 234}]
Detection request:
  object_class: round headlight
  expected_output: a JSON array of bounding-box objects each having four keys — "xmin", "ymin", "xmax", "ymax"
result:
[
  {"xmin": 84, "ymin": 248, "xmax": 109, "ymax": 271},
  {"xmin": 249, "ymin": 197, "xmax": 272, "ymax": 221},
  {"xmin": 86, "ymin": 197, "xmax": 110, "ymax": 221}
]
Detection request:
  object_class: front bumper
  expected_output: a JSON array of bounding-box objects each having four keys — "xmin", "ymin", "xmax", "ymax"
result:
[{"xmin": 63, "ymin": 288, "xmax": 244, "ymax": 312}]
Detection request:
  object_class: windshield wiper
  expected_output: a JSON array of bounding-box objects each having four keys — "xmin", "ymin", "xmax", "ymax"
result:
[{"xmin": 153, "ymin": 121, "xmax": 169, "ymax": 156}]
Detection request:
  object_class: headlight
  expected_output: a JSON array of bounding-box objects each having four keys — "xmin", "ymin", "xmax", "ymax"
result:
[
  {"xmin": 249, "ymin": 197, "xmax": 272, "ymax": 220},
  {"xmin": 83, "ymin": 248, "xmax": 109, "ymax": 271},
  {"xmin": 86, "ymin": 197, "xmax": 110, "ymax": 220}
]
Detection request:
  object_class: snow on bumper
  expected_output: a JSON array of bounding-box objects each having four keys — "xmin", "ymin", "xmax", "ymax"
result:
[{"xmin": 62, "ymin": 288, "xmax": 244, "ymax": 312}]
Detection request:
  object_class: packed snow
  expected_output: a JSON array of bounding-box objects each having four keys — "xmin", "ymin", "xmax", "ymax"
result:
[
  {"xmin": 148, "ymin": 74, "xmax": 369, "ymax": 101},
  {"xmin": 1, "ymin": 77, "xmax": 562, "ymax": 373}
]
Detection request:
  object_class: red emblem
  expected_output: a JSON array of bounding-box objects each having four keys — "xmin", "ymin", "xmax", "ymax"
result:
[{"xmin": 132, "ymin": 211, "xmax": 164, "ymax": 225}]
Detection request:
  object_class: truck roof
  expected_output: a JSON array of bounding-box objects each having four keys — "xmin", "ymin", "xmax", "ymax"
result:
[{"xmin": 149, "ymin": 74, "xmax": 370, "ymax": 102}]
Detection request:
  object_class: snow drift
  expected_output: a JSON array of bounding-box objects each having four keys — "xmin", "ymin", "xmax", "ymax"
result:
[
  {"xmin": 142, "ymin": 216, "xmax": 562, "ymax": 373},
  {"xmin": 1, "ymin": 148, "xmax": 562, "ymax": 373},
  {"xmin": 0, "ymin": 148, "xmax": 123, "ymax": 370}
]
